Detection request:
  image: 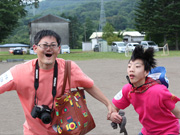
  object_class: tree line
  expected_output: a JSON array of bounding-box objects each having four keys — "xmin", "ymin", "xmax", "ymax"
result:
[
  {"xmin": 0, "ymin": 0, "xmax": 180, "ymax": 50},
  {"xmin": 135, "ymin": 0, "xmax": 180, "ymax": 50},
  {"xmin": 1, "ymin": 0, "xmax": 137, "ymax": 49}
]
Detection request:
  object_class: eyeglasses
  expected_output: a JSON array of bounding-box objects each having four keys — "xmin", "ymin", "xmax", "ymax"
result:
[{"xmin": 37, "ymin": 44, "xmax": 58, "ymax": 49}]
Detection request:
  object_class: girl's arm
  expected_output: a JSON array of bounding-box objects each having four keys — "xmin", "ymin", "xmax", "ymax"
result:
[{"xmin": 171, "ymin": 105, "xmax": 180, "ymax": 119}]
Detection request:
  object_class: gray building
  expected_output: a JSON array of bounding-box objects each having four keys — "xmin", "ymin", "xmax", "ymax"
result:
[
  {"xmin": 29, "ymin": 14, "xmax": 70, "ymax": 46},
  {"xmin": 122, "ymin": 31, "xmax": 145, "ymax": 43}
]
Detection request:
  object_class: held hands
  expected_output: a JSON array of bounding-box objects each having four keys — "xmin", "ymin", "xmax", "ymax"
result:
[
  {"xmin": 107, "ymin": 103, "xmax": 119, "ymax": 120},
  {"xmin": 110, "ymin": 110, "xmax": 128, "ymax": 135},
  {"xmin": 106, "ymin": 104, "xmax": 128, "ymax": 134},
  {"xmin": 109, "ymin": 112, "xmax": 122, "ymax": 123}
]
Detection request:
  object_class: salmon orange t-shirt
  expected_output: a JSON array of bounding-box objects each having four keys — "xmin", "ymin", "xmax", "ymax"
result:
[{"xmin": 0, "ymin": 58, "xmax": 94, "ymax": 135}]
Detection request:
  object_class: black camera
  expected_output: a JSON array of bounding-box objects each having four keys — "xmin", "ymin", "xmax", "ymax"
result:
[{"xmin": 31, "ymin": 105, "xmax": 52, "ymax": 124}]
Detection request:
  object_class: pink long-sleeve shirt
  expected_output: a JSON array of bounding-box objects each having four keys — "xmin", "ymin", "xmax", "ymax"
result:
[{"xmin": 112, "ymin": 83, "xmax": 180, "ymax": 135}]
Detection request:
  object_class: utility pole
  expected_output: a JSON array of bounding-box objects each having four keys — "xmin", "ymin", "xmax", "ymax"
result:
[
  {"xmin": 99, "ymin": 0, "xmax": 106, "ymax": 32},
  {"xmin": 31, "ymin": 5, "xmax": 36, "ymax": 16}
]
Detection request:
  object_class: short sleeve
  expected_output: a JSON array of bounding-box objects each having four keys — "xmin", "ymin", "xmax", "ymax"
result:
[
  {"xmin": 0, "ymin": 68, "xmax": 16, "ymax": 94},
  {"xmin": 160, "ymin": 87, "xmax": 180, "ymax": 111},
  {"xmin": 112, "ymin": 84, "xmax": 131, "ymax": 109},
  {"xmin": 71, "ymin": 61, "xmax": 94, "ymax": 88}
]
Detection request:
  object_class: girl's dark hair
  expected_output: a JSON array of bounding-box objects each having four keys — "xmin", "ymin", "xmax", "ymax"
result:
[
  {"xmin": 129, "ymin": 45, "xmax": 156, "ymax": 72},
  {"xmin": 34, "ymin": 30, "xmax": 61, "ymax": 45}
]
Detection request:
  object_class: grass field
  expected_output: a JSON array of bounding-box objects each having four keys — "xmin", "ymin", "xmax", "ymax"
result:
[{"xmin": 0, "ymin": 49, "xmax": 180, "ymax": 61}]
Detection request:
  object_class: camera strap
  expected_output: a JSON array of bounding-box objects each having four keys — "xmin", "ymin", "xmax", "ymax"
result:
[{"xmin": 34, "ymin": 60, "xmax": 58, "ymax": 110}]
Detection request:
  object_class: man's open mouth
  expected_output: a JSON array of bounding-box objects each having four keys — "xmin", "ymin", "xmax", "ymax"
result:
[{"xmin": 45, "ymin": 54, "xmax": 52, "ymax": 57}]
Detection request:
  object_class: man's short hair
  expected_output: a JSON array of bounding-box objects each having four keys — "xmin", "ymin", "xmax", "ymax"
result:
[{"xmin": 34, "ymin": 30, "xmax": 61, "ymax": 45}]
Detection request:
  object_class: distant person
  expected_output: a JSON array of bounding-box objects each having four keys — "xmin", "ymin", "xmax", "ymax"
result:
[
  {"xmin": 0, "ymin": 29, "xmax": 116, "ymax": 135},
  {"xmin": 109, "ymin": 46, "xmax": 180, "ymax": 135}
]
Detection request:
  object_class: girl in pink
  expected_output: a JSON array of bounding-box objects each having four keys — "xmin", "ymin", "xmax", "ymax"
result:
[{"xmin": 110, "ymin": 46, "xmax": 180, "ymax": 135}]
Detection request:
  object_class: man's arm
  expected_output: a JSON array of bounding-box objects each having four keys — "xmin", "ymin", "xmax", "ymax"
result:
[
  {"xmin": 0, "ymin": 70, "xmax": 15, "ymax": 94},
  {"xmin": 85, "ymin": 85, "xmax": 117, "ymax": 119}
]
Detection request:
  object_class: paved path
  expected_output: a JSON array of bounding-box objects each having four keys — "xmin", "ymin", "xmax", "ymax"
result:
[{"xmin": 0, "ymin": 57, "xmax": 180, "ymax": 135}]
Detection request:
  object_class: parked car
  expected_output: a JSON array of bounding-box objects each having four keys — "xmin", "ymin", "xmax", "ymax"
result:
[
  {"xmin": 13, "ymin": 48, "xmax": 23, "ymax": 55},
  {"xmin": 111, "ymin": 41, "xmax": 126, "ymax": 53},
  {"xmin": 9, "ymin": 47, "xmax": 27, "ymax": 54},
  {"xmin": 93, "ymin": 44, "xmax": 99, "ymax": 52},
  {"xmin": 21, "ymin": 47, "xmax": 28, "ymax": 54},
  {"xmin": 9, "ymin": 48, "xmax": 14, "ymax": 54},
  {"xmin": 126, "ymin": 42, "xmax": 141, "ymax": 52},
  {"xmin": 140, "ymin": 41, "xmax": 159, "ymax": 51},
  {"xmin": 29, "ymin": 47, "xmax": 36, "ymax": 55},
  {"xmin": 60, "ymin": 45, "xmax": 70, "ymax": 54}
]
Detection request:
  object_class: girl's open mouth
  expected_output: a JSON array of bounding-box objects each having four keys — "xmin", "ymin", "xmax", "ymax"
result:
[{"xmin": 129, "ymin": 75, "xmax": 135, "ymax": 79}]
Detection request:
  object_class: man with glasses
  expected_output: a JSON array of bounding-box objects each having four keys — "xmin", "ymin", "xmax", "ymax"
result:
[{"xmin": 0, "ymin": 30, "xmax": 117, "ymax": 135}]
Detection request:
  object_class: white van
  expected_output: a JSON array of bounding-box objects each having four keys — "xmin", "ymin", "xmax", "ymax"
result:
[
  {"xmin": 111, "ymin": 41, "xmax": 126, "ymax": 53},
  {"xmin": 140, "ymin": 41, "xmax": 159, "ymax": 51},
  {"xmin": 29, "ymin": 47, "xmax": 36, "ymax": 55},
  {"xmin": 60, "ymin": 45, "xmax": 70, "ymax": 54}
]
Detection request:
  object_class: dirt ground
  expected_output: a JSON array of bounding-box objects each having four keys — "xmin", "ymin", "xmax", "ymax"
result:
[{"xmin": 0, "ymin": 57, "xmax": 180, "ymax": 135}]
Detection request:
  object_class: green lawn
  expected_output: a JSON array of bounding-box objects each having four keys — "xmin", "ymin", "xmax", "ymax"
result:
[{"xmin": 0, "ymin": 50, "xmax": 180, "ymax": 61}]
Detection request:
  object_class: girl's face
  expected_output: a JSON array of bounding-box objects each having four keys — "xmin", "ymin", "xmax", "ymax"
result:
[{"xmin": 127, "ymin": 59, "xmax": 149, "ymax": 87}]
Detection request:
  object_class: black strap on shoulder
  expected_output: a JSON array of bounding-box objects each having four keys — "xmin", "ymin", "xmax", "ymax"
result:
[
  {"xmin": 34, "ymin": 60, "xmax": 58, "ymax": 110},
  {"xmin": 52, "ymin": 60, "xmax": 58, "ymax": 97},
  {"xmin": 34, "ymin": 60, "xmax": 39, "ymax": 90}
]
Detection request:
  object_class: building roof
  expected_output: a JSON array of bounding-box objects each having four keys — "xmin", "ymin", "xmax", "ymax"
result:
[
  {"xmin": 0, "ymin": 43, "xmax": 30, "ymax": 48},
  {"xmin": 89, "ymin": 32, "xmax": 103, "ymax": 39},
  {"xmin": 89, "ymin": 31, "xmax": 145, "ymax": 39},
  {"xmin": 30, "ymin": 14, "xmax": 70, "ymax": 23},
  {"xmin": 89, "ymin": 31, "xmax": 119, "ymax": 39},
  {"xmin": 122, "ymin": 31, "xmax": 145, "ymax": 37}
]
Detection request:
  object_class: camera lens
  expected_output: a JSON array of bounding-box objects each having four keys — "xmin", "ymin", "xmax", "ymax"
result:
[{"xmin": 41, "ymin": 112, "xmax": 52, "ymax": 124}]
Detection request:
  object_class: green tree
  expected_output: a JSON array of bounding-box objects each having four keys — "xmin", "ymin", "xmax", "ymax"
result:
[
  {"xmin": 3, "ymin": 0, "xmax": 138, "ymax": 48},
  {"xmin": 3, "ymin": 24, "xmax": 30, "ymax": 44},
  {"xmin": 60, "ymin": 13, "xmax": 82, "ymax": 49},
  {"xmin": 83, "ymin": 18, "xmax": 96, "ymax": 42},
  {"xmin": 151, "ymin": 0, "xmax": 180, "ymax": 47},
  {"xmin": 0, "ymin": 0, "xmax": 39, "ymax": 43},
  {"xmin": 107, "ymin": 15, "xmax": 127, "ymax": 30},
  {"xmin": 135, "ymin": 0, "xmax": 156, "ymax": 38},
  {"xmin": 102, "ymin": 23, "xmax": 122, "ymax": 45},
  {"xmin": 135, "ymin": 0, "xmax": 180, "ymax": 49},
  {"xmin": 2, "ymin": 14, "xmax": 42, "ymax": 45},
  {"xmin": 165, "ymin": 0, "xmax": 180, "ymax": 50},
  {"xmin": 69, "ymin": 16, "xmax": 82, "ymax": 49}
]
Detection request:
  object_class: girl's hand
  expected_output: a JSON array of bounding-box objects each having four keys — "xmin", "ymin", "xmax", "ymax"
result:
[
  {"xmin": 109, "ymin": 112, "xmax": 122, "ymax": 124},
  {"xmin": 107, "ymin": 104, "xmax": 117, "ymax": 120}
]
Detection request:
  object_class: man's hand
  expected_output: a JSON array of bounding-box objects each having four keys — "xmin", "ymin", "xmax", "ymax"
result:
[
  {"xmin": 109, "ymin": 112, "xmax": 122, "ymax": 123},
  {"xmin": 107, "ymin": 104, "xmax": 118, "ymax": 120}
]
